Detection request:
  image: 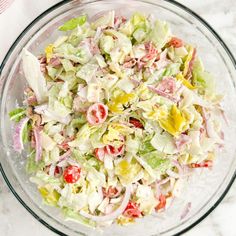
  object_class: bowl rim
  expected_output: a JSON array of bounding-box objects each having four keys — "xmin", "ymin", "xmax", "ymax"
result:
[{"xmin": 0, "ymin": 0, "xmax": 236, "ymax": 235}]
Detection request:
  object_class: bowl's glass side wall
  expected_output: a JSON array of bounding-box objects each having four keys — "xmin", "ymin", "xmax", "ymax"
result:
[{"xmin": 0, "ymin": 1, "xmax": 236, "ymax": 236}]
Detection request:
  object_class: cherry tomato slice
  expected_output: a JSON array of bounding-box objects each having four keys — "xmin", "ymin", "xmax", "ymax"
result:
[
  {"xmin": 129, "ymin": 118, "xmax": 144, "ymax": 129},
  {"xmin": 123, "ymin": 201, "xmax": 142, "ymax": 218},
  {"xmin": 86, "ymin": 103, "xmax": 108, "ymax": 125},
  {"xmin": 105, "ymin": 144, "xmax": 124, "ymax": 157},
  {"xmin": 189, "ymin": 160, "xmax": 213, "ymax": 168},
  {"xmin": 155, "ymin": 194, "xmax": 166, "ymax": 211},
  {"xmin": 94, "ymin": 147, "xmax": 106, "ymax": 161},
  {"xmin": 63, "ymin": 165, "xmax": 81, "ymax": 184},
  {"xmin": 169, "ymin": 37, "xmax": 183, "ymax": 48}
]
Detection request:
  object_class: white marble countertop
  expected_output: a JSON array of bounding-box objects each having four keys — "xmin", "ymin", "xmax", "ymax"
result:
[{"xmin": 0, "ymin": 0, "xmax": 236, "ymax": 235}]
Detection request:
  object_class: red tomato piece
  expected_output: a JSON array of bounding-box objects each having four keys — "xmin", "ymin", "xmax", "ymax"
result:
[
  {"xmin": 140, "ymin": 42, "xmax": 159, "ymax": 62},
  {"xmin": 54, "ymin": 166, "xmax": 62, "ymax": 176},
  {"xmin": 63, "ymin": 165, "xmax": 81, "ymax": 184},
  {"xmin": 44, "ymin": 165, "xmax": 62, "ymax": 177},
  {"xmin": 94, "ymin": 147, "xmax": 106, "ymax": 161},
  {"xmin": 86, "ymin": 103, "xmax": 108, "ymax": 125},
  {"xmin": 156, "ymin": 194, "xmax": 166, "ymax": 211},
  {"xmin": 169, "ymin": 37, "xmax": 183, "ymax": 48},
  {"xmin": 129, "ymin": 118, "xmax": 144, "ymax": 129},
  {"xmin": 190, "ymin": 160, "xmax": 213, "ymax": 168},
  {"xmin": 105, "ymin": 144, "xmax": 124, "ymax": 157},
  {"xmin": 123, "ymin": 201, "xmax": 142, "ymax": 218}
]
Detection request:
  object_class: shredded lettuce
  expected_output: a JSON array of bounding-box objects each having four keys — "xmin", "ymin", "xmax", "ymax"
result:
[
  {"xmin": 92, "ymin": 11, "xmax": 115, "ymax": 29},
  {"xmin": 142, "ymin": 151, "xmax": 171, "ymax": 172},
  {"xmin": 39, "ymin": 187, "xmax": 60, "ymax": 206},
  {"xmin": 9, "ymin": 11, "xmax": 223, "ymax": 227},
  {"xmin": 146, "ymin": 20, "xmax": 171, "ymax": 49},
  {"xmin": 22, "ymin": 49, "xmax": 48, "ymax": 103},
  {"xmin": 63, "ymin": 208, "xmax": 96, "ymax": 227},
  {"xmin": 151, "ymin": 132, "xmax": 178, "ymax": 154},
  {"xmin": 26, "ymin": 151, "xmax": 44, "ymax": 174},
  {"xmin": 9, "ymin": 108, "xmax": 26, "ymax": 122},
  {"xmin": 193, "ymin": 58, "xmax": 215, "ymax": 96},
  {"xmin": 59, "ymin": 15, "xmax": 87, "ymax": 31}
]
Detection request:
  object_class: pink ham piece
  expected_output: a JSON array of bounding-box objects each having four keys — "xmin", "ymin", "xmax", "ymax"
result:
[
  {"xmin": 157, "ymin": 77, "xmax": 176, "ymax": 94},
  {"xmin": 49, "ymin": 57, "xmax": 61, "ymax": 67},
  {"xmin": 186, "ymin": 48, "xmax": 197, "ymax": 79},
  {"xmin": 148, "ymin": 86, "xmax": 177, "ymax": 103},
  {"xmin": 114, "ymin": 16, "xmax": 127, "ymax": 28},
  {"xmin": 141, "ymin": 42, "xmax": 158, "ymax": 62},
  {"xmin": 123, "ymin": 58, "xmax": 137, "ymax": 68},
  {"xmin": 175, "ymin": 134, "xmax": 192, "ymax": 150},
  {"xmin": 148, "ymin": 77, "xmax": 177, "ymax": 102},
  {"xmin": 38, "ymin": 55, "xmax": 47, "ymax": 73}
]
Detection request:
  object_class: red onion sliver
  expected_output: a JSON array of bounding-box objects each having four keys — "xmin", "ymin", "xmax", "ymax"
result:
[
  {"xmin": 80, "ymin": 185, "xmax": 131, "ymax": 222},
  {"xmin": 166, "ymin": 169, "xmax": 180, "ymax": 179},
  {"xmin": 157, "ymin": 177, "xmax": 171, "ymax": 186},
  {"xmin": 13, "ymin": 117, "xmax": 29, "ymax": 153},
  {"xmin": 172, "ymin": 160, "xmax": 184, "ymax": 175},
  {"xmin": 180, "ymin": 202, "xmax": 191, "ymax": 219},
  {"xmin": 33, "ymin": 127, "xmax": 42, "ymax": 162},
  {"xmin": 58, "ymin": 150, "xmax": 72, "ymax": 162}
]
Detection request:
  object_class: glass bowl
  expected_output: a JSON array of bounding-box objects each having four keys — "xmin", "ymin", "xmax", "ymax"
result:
[{"xmin": 0, "ymin": 0, "xmax": 236, "ymax": 235}]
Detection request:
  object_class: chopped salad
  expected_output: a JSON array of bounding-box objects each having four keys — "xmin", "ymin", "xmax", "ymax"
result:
[{"xmin": 9, "ymin": 11, "xmax": 224, "ymax": 227}]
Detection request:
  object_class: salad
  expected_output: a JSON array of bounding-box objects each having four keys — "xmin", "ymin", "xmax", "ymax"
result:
[{"xmin": 9, "ymin": 11, "xmax": 224, "ymax": 227}]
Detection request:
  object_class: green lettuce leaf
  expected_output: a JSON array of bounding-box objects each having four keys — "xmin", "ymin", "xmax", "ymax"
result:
[
  {"xmin": 193, "ymin": 58, "xmax": 215, "ymax": 95},
  {"xmin": 59, "ymin": 15, "xmax": 87, "ymax": 31},
  {"xmin": 39, "ymin": 187, "xmax": 60, "ymax": 206},
  {"xmin": 63, "ymin": 208, "xmax": 96, "ymax": 227},
  {"xmin": 142, "ymin": 151, "xmax": 170, "ymax": 171},
  {"xmin": 9, "ymin": 107, "xmax": 26, "ymax": 122},
  {"xmin": 91, "ymin": 11, "xmax": 115, "ymax": 29},
  {"xmin": 138, "ymin": 135, "xmax": 156, "ymax": 155},
  {"xmin": 146, "ymin": 20, "xmax": 171, "ymax": 49},
  {"xmin": 22, "ymin": 123, "xmax": 31, "ymax": 143},
  {"xmin": 99, "ymin": 35, "xmax": 115, "ymax": 54},
  {"xmin": 163, "ymin": 63, "xmax": 181, "ymax": 76},
  {"xmin": 26, "ymin": 151, "xmax": 44, "ymax": 174}
]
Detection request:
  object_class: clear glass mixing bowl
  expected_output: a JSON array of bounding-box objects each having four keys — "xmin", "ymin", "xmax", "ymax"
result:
[{"xmin": 0, "ymin": 0, "xmax": 236, "ymax": 235}]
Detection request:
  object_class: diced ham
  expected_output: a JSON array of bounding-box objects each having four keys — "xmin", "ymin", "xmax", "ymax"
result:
[
  {"xmin": 157, "ymin": 77, "xmax": 176, "ymax": 94},
  {"xmin": 141, "ymin": 42, "xmax": 158, "ymax": 62},
  {"xmin": 186, "ymin": 48, "xmax": 197, "ymax": 79},
  {"xmin": 114, "ymin": 16, "xmax": 127, "ymax": 28},
  {"xmin": 123, "ymin": 58, "xmax": 137, "ymax": 68},
  {"xmin": 147, "ymin": 85, "xmax": 177, "ymax": 103},
  {"xmin": 136, "ymin": 60, "xmax": 146, "ymax": 71},
  {"xmin": 49, "ymin": 57, "xmax": 61, "ymax": 67},
  {"xmin": 152, "ymin": 50, "xmax": 169, "ymax": 70},
  {"xmin": 175, "ymin": 134, "xmax": 192, "ymax": 150},
  {"xmin": 38, "ymin": 55, "xmax": 47, "ymax": 73},
  {"xmin": 102, "ymin": 186, "xmax": 121, "ymax": 198}
]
